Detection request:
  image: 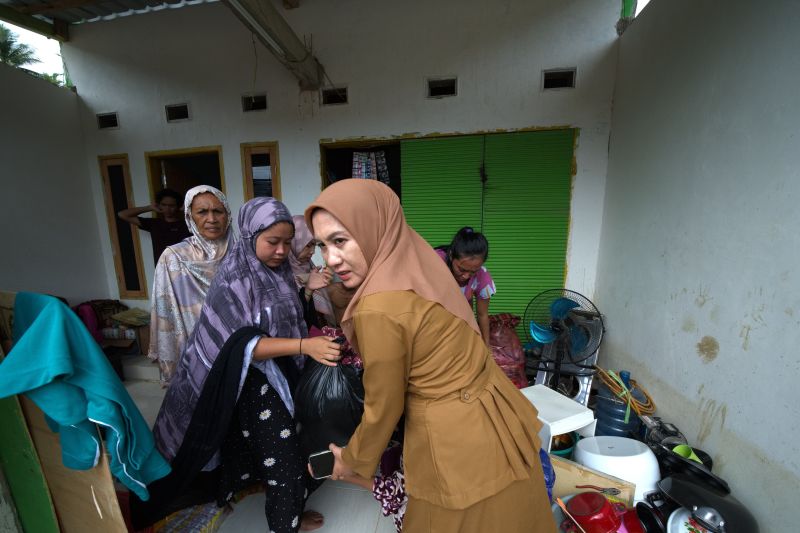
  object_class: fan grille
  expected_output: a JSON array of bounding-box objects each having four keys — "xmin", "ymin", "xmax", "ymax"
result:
[{"xmin": 523, "ymin": 288, "xmax": 603, "ymax": 364}]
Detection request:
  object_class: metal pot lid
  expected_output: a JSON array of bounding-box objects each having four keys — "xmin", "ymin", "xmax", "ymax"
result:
[
  {"xmin": 657, "ymin": 475, "xmax": 758, "ymax": 533},
  {"xmin": 654, "ymin": 444, "xmax": 730, "ymax": 494}
]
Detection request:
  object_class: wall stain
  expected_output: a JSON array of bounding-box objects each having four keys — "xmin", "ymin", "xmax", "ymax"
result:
[
  {"xmin": 697, "ymin": 383, "xmax": 704, "ymax": 395},
  {"xmin": 696, "ymin": 336, "xmax": 719, "ymax": 363},
  {"xmin": 713, "ymin": 452, "xmax": 726, "ymax": 473},
  {"xmin": 740, "ymin": 325, "xmax": 752, "ymax": 351},
  {"xmin": 681, "ymin": 316, "xmax": 696, "ymax": 333},
  {"xmin": 785, "ymin": 308, "xmax": 794, "ymax": 317},
  {"xmin": 695, "ymin": 287, "xmax": 711, "ymax": 308},
  {"xmin": 710, "ymin": 304, "xmax": 720, "ymax": 324},
  {"xmin": 750, "ymin": 304, "xmax": 766, "ymax": 326},
  {"xmin": 697, "ymin": 399, "xmax": 728, "ymax": 444}
]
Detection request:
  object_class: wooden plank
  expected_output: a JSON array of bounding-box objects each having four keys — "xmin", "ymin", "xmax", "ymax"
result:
[
  {"xmin": 18, "ymin": 0, "xmax": 100, "ymax": 15},
  {"xmin": 0, "ymin": 302, "xmax": 59, "ymax": 533},
  {"xmin": 550, "ymin": 454, "xmax": 635, "ymax": 507},
  {"xmin": 20, "ymin": 397, "xmax": 128, "ymax": 533},
  {"xmin": 0, "ymin": 395, "xmax": 59, "ymax": 533},
  {"xmin": 0, "ymin": 5, "xmax": 68, "ymax": 41}
]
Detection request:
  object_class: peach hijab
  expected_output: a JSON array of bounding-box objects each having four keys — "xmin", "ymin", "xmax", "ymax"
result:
[{"xmin": 305, "ymin": 179, "xmax": 479, "ymax": 348}]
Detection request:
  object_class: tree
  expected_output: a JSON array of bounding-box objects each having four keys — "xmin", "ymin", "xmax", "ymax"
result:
[
  {"xmin": 39, "ymin": 72, "xmax": 64, "ymax": 86},
  {"xmin": 0, "ymin": 24, "xmax": 40, "ymax": 67}
]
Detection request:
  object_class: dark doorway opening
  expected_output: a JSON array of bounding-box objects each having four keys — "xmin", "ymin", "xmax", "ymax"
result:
[{"xmin": 145, "ymin": 146, "xmax": 225, "ymax": 203}]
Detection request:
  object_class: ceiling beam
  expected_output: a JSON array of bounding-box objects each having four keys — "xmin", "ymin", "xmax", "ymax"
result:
[
  {"xmin": 0, "ymin": 5, "xmax": 69, "ymax": 41},
  {"xmin": 222, "ymin": 0, "xmax": 323, "ymax": 90},
  {"xmin": 282, "ymin": 0, "xmax": 300, "ymax": 9},
  {"xmin": 17, "ymin": 0, "xmax": 100, "ymax": 15}
]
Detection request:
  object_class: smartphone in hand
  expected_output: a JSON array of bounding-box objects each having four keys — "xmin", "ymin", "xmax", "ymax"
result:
[{"xmin": 308, "ymin": 450, "xmax": 335, "ymax": 480}]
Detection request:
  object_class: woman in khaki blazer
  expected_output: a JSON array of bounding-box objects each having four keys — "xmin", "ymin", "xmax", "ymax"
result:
[{"xmin": 305, "ymin": 179, "xmax": 556, "ymax": 533}]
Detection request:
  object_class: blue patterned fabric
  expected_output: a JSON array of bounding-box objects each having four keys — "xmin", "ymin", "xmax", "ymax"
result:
[{"xmin": 539, "ymin": 448, "xmax": 556, "ymax": 503}]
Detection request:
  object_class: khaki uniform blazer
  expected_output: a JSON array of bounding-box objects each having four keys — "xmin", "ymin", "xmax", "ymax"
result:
[{"xmin": 342, "ymin": 290, "xmax": 544, "ymax": 509}]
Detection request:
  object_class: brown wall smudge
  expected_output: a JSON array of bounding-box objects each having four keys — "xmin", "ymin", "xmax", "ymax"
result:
[{"xmin": 696, "ymin": 335, "xmax": 719, "ymax": 363}]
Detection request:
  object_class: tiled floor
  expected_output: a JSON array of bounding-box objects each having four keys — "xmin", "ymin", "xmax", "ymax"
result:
[
  {"xmin": 216, "ymin": 481, "xmax": 396, "ymax": 533},
  {"xmin": 125, "ymin": 375, "xmax": 394, "ymax": 533},
  {"xmin": 125, "ymin": 378, "xmax": 166, "ymax": 427}
]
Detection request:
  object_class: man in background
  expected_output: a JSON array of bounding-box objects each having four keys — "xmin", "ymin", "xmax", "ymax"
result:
[{"xmin": 118, "ymin": 189, "xmax": 190, "ymax": 265}]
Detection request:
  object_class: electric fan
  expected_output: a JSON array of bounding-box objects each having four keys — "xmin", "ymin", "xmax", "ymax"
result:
[{"xmin": 523, "ymin": 289, "xmax": 604, "ymax": 405}]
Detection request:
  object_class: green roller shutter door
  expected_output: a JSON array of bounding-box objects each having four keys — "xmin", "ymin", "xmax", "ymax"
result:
[
  {"xmin": 400, "ymin": 135, "xmax": 484, "ymax": 247},
  {"xmin": 401, "ymin": 129, "xmax": 573, "ymax": 325},
  {"xmin": 482, "ymin": 130, "xmax": 573, "ymax": 324}
]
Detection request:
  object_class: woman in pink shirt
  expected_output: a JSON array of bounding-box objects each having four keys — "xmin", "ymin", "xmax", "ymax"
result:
[{"xmin": 435, "ymin": 227, "xmax": 496, "ymax": 344}]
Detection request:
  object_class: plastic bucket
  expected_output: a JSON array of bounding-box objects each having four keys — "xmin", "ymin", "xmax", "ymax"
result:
[{"xmin": 594, "ymin": 384, "xmax": 641, "ymax": 437}]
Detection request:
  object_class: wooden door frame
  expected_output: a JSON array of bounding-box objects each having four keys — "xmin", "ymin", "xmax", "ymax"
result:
[
  {"xmin": 241, "ymin": 141, "xmax": 281, "ymax": 201},
  {"xmin": 98, "ymin": 154, "xmax": 148, "ymax": 299}
]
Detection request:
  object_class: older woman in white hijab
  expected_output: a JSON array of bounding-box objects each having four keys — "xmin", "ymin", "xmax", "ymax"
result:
[{"xmin": 148, "ymin": 185, "xmax": 234, "ymax": 385}]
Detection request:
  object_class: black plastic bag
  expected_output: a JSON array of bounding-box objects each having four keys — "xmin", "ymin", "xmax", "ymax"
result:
[{"xmin": 295, "ymin": 359, "xmax": 364, "ymax": 458}]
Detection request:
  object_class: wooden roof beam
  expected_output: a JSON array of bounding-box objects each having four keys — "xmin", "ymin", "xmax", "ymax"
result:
[
  {"xmin": 17, "ymin": 0, "xmax": 101, "ymax": 15},
  {"xmin": 223, "ymin": 0, "xmax": 323, "ymax": 90},
  {"xmin": 0, "ymin": 5, "xmax": 69, "ymax": 41}
]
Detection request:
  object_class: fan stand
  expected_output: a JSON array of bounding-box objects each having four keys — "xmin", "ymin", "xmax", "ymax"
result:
[{"xmin": 532, "ymin": 347, "xmax": 597, "ymax": 406}]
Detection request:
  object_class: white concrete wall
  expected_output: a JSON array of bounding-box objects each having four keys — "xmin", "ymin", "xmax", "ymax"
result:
[
  {"xmin": 61, "ymin": 0, "xmax": 620, "ymax": 306},
  {"xmin": 0, "ymin": 63, "xmax": 108, "ymax": 305},
  {"xmin": 598, "ymin": 0, "xmax": 800, "ymax": 530}
]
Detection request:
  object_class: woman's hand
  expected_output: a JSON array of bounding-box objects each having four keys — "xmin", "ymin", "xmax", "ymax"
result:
[
  {"xmin": 306, "ymin": 266, "xmax": 333, "ymax": 291},
  {"xmin": 301, "ymin": 336, "xmax": 341, "ymax": 366},
  {"xmin": 329, "ymin": 443, "xmax": 357, "ymax": 482}
]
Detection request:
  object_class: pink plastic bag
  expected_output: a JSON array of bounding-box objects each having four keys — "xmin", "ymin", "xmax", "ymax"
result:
[{"xmin": 74, "ymin": 302, "xmax": 104, "ymax": 344}]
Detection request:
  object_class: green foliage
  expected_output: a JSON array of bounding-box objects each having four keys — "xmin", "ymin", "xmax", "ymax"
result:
[
  {"xmin": 0, "ymin": 24, "xmax": 40, "ymax": 67},
  {"xmin": 38, "ymin": 72, "xmax": 64, "ymax": 86}
]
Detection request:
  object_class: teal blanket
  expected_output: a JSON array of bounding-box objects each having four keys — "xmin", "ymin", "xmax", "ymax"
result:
[{"xmin": 0, "ymin": 293, "xmax": 170, "ymax": 500}]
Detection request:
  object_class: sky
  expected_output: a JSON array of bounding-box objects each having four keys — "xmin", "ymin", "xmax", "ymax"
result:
[
  {"xmin": 2, "ymin": 21, "xmax": 64, "ymax": 75},
  {"xmin": 636, "ymin": 0, "xmax": 652, "ymax": 16}
]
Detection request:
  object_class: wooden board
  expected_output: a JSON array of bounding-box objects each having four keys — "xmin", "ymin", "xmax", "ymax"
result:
[
  {"xmin": 0, "ymin": 395, "xmax": 59, "ymax": 533},
  {"xmin": 20, "ymin": 397, "xmax": 128, "ymax": 533},
  {"xmin": 550, "ymin": 454, "xmax": 636, "ymax": 507},
  {"xmin": 0, "ymin": 291, "xmax": 59, "ymax": 533}
]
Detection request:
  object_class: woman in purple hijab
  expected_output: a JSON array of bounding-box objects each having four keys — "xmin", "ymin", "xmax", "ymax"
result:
[{"xmin": 147, "ymin": 197, "xmax": 341, "ymax": 532}]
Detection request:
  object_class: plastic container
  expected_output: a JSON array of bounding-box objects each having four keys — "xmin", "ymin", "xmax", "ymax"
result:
[
  {"xmin": 573, "ymin": 436, "xmax": 661, "ymax": 502},
  {"xmin": 549, "ymin": 431, "xmax": 580, "ymax": 459},
  {"xmin": 594, "ymin": 382, "xmax": 643, "ymax": 438}
]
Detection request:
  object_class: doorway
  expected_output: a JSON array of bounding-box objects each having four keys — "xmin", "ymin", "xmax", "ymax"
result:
[{"xmin": 145, "ymin": 146, "xmax": 225, "ymax": 203}]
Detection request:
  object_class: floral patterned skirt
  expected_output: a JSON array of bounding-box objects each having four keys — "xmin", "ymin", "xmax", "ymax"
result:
[{"xmin": 218, "ymin": 368, "xmax": 307, "ymax": 533}]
